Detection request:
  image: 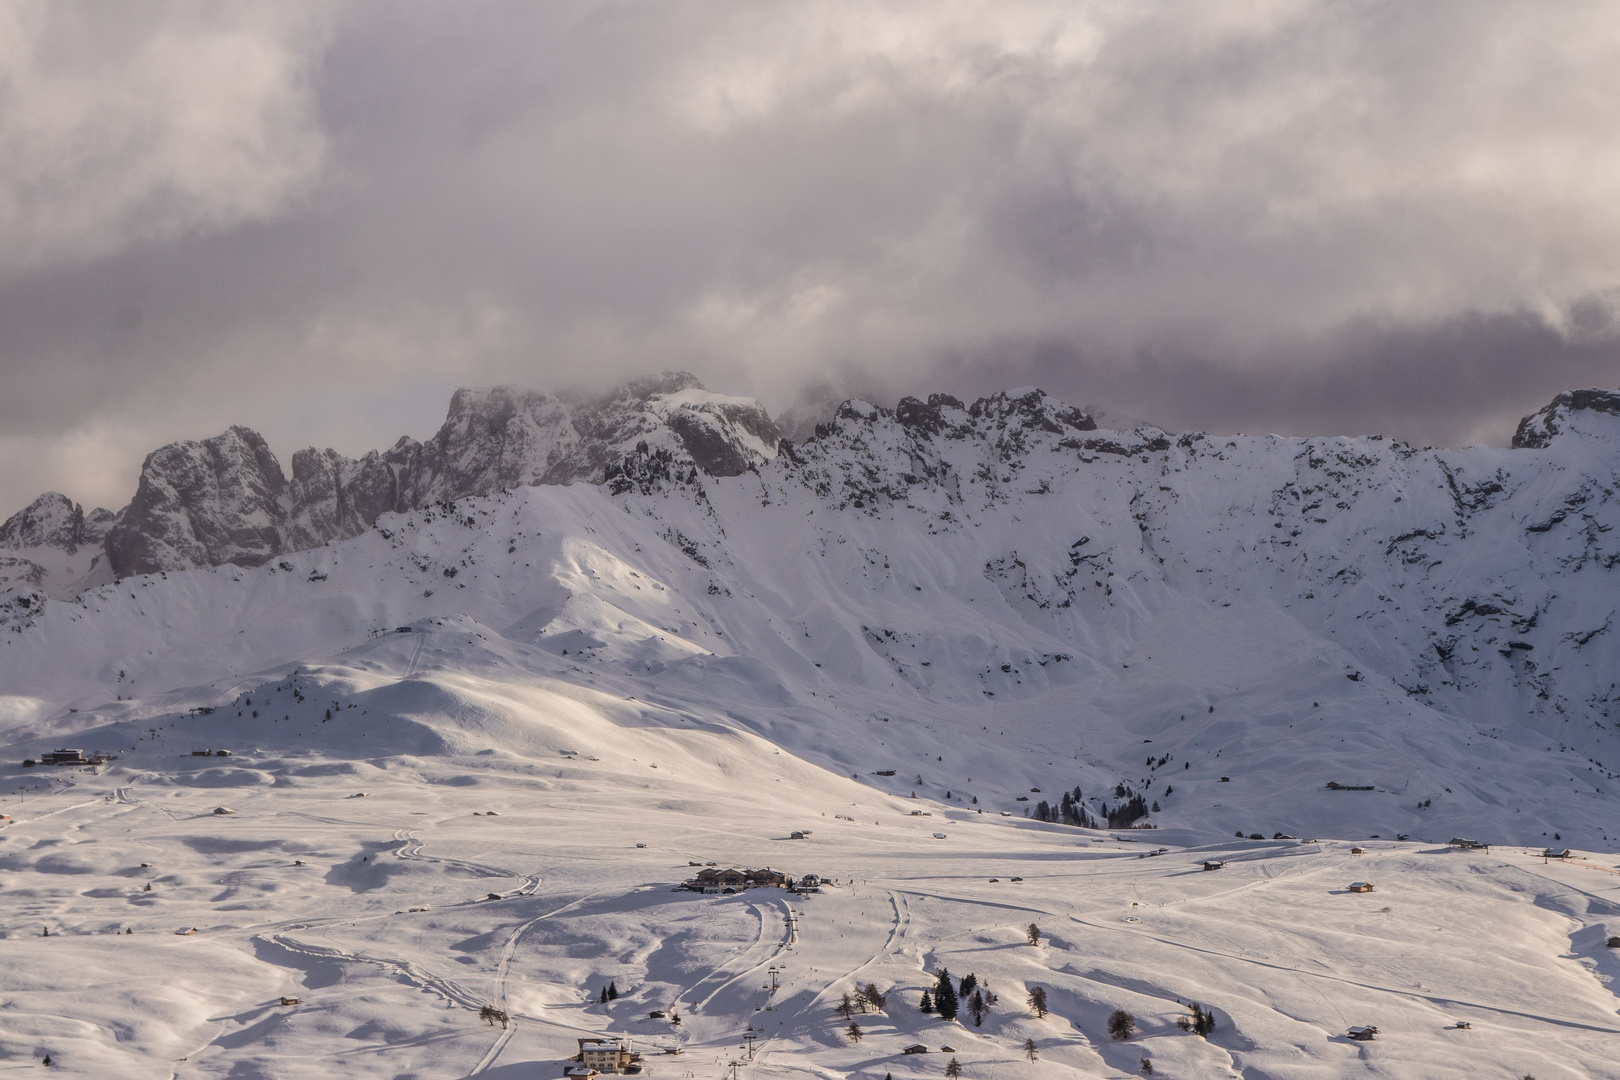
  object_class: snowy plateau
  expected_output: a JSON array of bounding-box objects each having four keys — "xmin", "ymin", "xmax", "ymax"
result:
[{"xmin": 2, "ymin": 382, "xmax": 1620, "ymax": 1078}]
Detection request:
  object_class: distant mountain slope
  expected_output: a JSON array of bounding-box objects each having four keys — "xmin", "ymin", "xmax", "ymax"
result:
[{"xmin": 3, "ymin": 384, "xmax": 1618, "ymax": 846}]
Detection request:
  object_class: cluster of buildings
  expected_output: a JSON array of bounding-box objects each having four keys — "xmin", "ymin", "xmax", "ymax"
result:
[
  {"xmin": 22, "ymin": 748, "xmax": 114, "ymax": 767},
  {"xmin": 677, "ymin": 867, "xmax": 824, "ymax": 894}
]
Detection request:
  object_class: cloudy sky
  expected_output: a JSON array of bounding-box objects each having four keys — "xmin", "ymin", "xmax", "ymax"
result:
[{"xmin": 4, "ymin": 0, "xmax": 1620, "ymax": 513}]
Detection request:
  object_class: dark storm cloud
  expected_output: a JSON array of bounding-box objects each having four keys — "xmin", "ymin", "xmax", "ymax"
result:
[{"xmin": 3, "ymin": 1, "xmax": 1620, "ymax": 511}]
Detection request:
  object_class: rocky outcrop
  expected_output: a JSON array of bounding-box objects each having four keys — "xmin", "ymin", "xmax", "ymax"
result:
[
  {"xmin": 0, "ymin": 493, "xmax": 120, "ymax": 596},
  {"xmin": 285, "ymin": 448, "xmax": 401, "ymax": 553},
  {"xmin": 284, "ymin": 374, "xmax": 782, "ymax": 550},
  {"xmin": 643, "ymin": 384, "xmax": 782, "ymax": 477},
  {"xmin": 93, "ymin": 374, "xmax": 781, "ymax": 579},
  {"xmin": 17, "ymin": 381, "xmax": 1611, "ymax": 587},
  {"xmin": 1512, "ymin": 389, "xmax": 1620, "ymax": 449},
  {"xmin": 104, "ymin": 426, "xmax": 289, "ymax": 576},
  {"xmin": 0, "ymin": 492, "xmax": 89, "ymax": 552}
]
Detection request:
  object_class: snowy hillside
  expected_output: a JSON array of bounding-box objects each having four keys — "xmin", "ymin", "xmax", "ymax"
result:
[
  {"xmin": 2, "ymin": 384, "xmax": 1619, "ymax": 1077},
  {"xmin": 7, "ymin": 384, "xmax": 1620, "ymax": 842}
]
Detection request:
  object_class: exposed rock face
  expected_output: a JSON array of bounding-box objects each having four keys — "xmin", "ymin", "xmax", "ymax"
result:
[
  {"xmin": 0, "ymin": 493, "xmax": 120, "ymax": 596},
  {"xmin": 105, "ymin": 426, "xmax": 289, "ymax": 576},
  {"xmin": 293, "ymin": 374, "xmax": 781, "ymax": 545},
  {"xmin": 0, "ymin": 492, "xmax": 88, "ymax": 552},
  {"xmin": 96, "ymin": 373, "xmax": 781, "ymax": 579},
  {"xmin": 285, "ymin": 448, "xmax": 401, "ymax": 554},
  {"xmin": 12, "ymin": 381, "xmax": 1610, "ymax": 588},
  {"xmin": 642, "ymin": 384, "xmax": 782, "ymax": 477},
  {"xmin": 1512, "ymin": 388, "xmax": 1620, "ymax": 449}
]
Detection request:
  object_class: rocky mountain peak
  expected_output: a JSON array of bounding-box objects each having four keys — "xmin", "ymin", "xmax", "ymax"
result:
[
  {"xmin": 1512, "ymin": 388, "xmax": 1620, "ymax": 449},
  {"xmin": 0, "ymin": 492, "xmax": 87, "ymax": 552},
  {"xmin": 78, "ymin": 375, "xmax": 781, "ymax": 584},
  {"xmin": 104, "ymin": 426, "xmax": 289, "ymax": 576},
  {"xmin": 813, "ymin": 388, "xmax": 1100, "ymax": 449},
  {"xmin": 967, "ymin": 386, "xmax": 1098, "ymax": 434},
  {"xmin": 0, "ymin": 494, "xmax": 118, "ymax": 596},
  {"xmin": 13, "ymin": 380, "xmax": 1619, "ymax": 596}
]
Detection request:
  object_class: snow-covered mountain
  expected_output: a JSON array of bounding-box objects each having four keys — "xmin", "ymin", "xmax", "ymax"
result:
[
  {"xmin": 4, "ymin": 383, "xmax": 1620, "ymax": 1078},
  {"xmin": 0, "ymin": 492, "xmax": 118, "ymax": 596},
  {"xmin": 1, "ymin": 373, "xmax": 782, "ymax": 595},
  {"xmin": 5, "ymin": 382, "xmax": 1620, "ymax": 845}
]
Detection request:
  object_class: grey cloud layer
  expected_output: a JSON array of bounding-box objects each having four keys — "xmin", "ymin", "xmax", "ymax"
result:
[{"xmin": 2, "ymin": 0, "xmax": 1619, "ymax": 511}]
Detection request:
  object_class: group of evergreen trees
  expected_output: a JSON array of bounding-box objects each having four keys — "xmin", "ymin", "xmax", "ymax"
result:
[
  {"xmin": 1102, "ymin": 792, "xmax": 1150, "ymax": 829},
  {"xmin": 836, "ymin": 983, "xmax": 888, "ymax": 1018},
  {"xmin": 1030, "ymin": 786, "xmax": 1098, "ymax": 828},
  {"xmin": 596, "ymin": 981, "xmax": 619, "ymax": 1003},
  {"xmin": 919, "ymin": 969, "xmax": 997, "ymax": 1026},
  {"xmin": 1176, "ymin": 1001, "xmax": 1216, "ymax": 1037},
  {"xmin": 839, "ymin": 983, "xmax": 889, "ymax": 1043},
  {"xmin": 907, "ymin": 969, "xmax": 1215, "ymax": 1068},
  {"xmin": 1027, "ymin": 783, "xmax": 1159, "ymax": 829}
]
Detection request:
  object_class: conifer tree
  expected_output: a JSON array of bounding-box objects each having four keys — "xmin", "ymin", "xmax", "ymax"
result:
[
  {"xmin": 607, "ymin": 982, "xmax": 618, "ymax": 1000},
  {"xmin": 845, "ymin": 1021, "xmax": 863, "ymax": 1043},
  {"xmin": 919, "ymin": 990, "xmax": 933, "ymax": 1013},
  {"xmin": 933, "ymin": 969, "xmax": 959, "ymax": 1021},
  {"xmin": 1024, "ymin": 1037, "xmax": 1038, "ymax": 1061},
  {"xmin": 944, "ymin": 1058, "xmax": 962, "ymax": 1078},
  {"xmin": 968, "ymin": 989, "xmax": 987, "ymax": 1026},
  {"xmin": 1027, "ymin": 985, "xmax": 1048, "ymax": 1018}
]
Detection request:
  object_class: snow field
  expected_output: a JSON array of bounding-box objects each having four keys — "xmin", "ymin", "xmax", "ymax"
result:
[{"xmin": 1, "ymin": 723, "xmax": 1617, "ymax": 1077}]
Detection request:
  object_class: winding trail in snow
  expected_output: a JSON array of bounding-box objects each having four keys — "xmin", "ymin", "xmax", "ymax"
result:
[
  {"xmin": 752, "ymin": 889, "xmax": 911, "ymax": 1074},
  {"xmin": 392, "ymin": 826, "xmax": 541, "ymax": 892},
  {"xmin": 467, "ymin": 889, "xmax": 603, "ymax": 1075}
]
